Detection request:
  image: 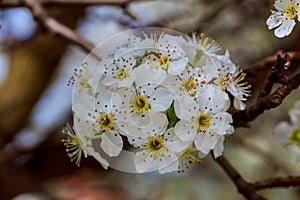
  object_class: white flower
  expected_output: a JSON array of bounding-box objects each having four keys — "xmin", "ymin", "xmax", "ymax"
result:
[
  {"xmin": 273, "ymin": 100, "xmax": 300, "ymax": 165},
  {"xmin": 73, "ymin": 92, "xmax": 123, "ymax": 157},
  {"xmin": 273, "ymin": 120, "xmax": 300, "ymax": 164},
  {"xmin": 62, "ymin": 118, "xmax": 109, "ymax": 169},
  {"xmin": 266, "ymin": 0, "xmax": 300, "ymax": 38},
  {"xmin": 116, "ymin": 83, "xmax": 174, "ymax": 116},
  {"xmin": 101, "ymin": 55, "xmax": 137, "ymax": 88},
  {"xmin": 174, "ymin": 87, "xmax": 233, "ymax": 154},
  {"xmin": 66, "ymin": 28, "xmax": 247, "ymax": 173},
  {"xmin": 132, "ymin": 127, "xmax": 187, "ymax": 174},
  {"xmin": 163, "ymin": 66, "xmax": 208, "ymax": 98},
  {"xmin": 183, "ymin": 33, "xmax": 222, "ymax": 67},
  {"xmin": 174, "ymin": 85, "xmax": 229, "ymax": 120},
  {"xmin": 70, "ymin": 61, "xmax": 104, "ymax": 102},
  {"xmin": 213, "ymin": 50, "xmax": 250, "ymax": 110},
  {"xmin": 138, "ymin": 33, "xmax": 189, "ymax": 76}
]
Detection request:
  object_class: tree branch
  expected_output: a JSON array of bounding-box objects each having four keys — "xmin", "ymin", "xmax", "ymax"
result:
[
  {"xmin": 215, "ymin": 156, "xmax": 266, "ymax": 200},
  {"xmin": 254, "ymin": 176, "xmax": 300, "ymax": 190},
  {"xmin": 233, "ymin": 54, "xmax": 300, "ymax": 128},
  {"xmin": 20, "ymin": 0, "xmax": 104, "ymax": 59},
  {"xmin": 245, "ymin": 51, "xmax": 300, "ymax": 79}
]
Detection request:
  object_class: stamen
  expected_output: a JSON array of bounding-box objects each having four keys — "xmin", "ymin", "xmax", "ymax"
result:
[{"xmin": 61, "ymin": 122, "xmax": 83, "ymax": 167}]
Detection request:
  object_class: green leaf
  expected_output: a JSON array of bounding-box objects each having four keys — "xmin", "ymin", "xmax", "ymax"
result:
[{"xmin": 166, "ymin": 101, "xmax": 179, "ymax": 129}]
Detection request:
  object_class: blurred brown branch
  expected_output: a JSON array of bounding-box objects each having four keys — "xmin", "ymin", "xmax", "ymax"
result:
[
  {"xmin": 216, "ymin": 155, "xmax": 266, "ymax": 200},
  {"xmin": 20, "ymin": 0, "xmax": 104, "ymax": 59},
  {"xmin": 245, "ymin": 51, "xmax": 300, "ymax": 79},
  {"xmin": 254, "ymin": 176, "xmax": 300, "ymax": 190},
  {"xmin": 233, "ymin": 53, "xmax": 300, "ymax": 127},
  {"xmin": 216, "ymin": 155, "xmax": 300, "ymax": 199}
]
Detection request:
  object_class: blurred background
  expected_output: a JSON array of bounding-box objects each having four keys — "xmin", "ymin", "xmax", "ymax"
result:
[{"xmin": 1, "ymin": 0, "xmax": 300, "ymax": 199}]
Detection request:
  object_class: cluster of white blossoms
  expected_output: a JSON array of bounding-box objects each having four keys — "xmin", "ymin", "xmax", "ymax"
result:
[
  {"xmin": 267, "ymin": 0, "xmax": 300, "ymax": 38},
  {"xmin": 62, "ymin": 28, "xmax": 250, "ymax": 174},
  {"xmin": 273, "ymin": 100, "xmax": 300, "ymax": 166}
]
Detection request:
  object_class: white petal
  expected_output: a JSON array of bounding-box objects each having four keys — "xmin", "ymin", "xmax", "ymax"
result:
[
  {"xmin": 213, "ymin": 136, "xmax": 225, "ymax": 158},
  {"xmin": 118, "ymin": 74, "xmax": 136, "ymax": 88},
  {"xmin": 234, "ymin": 98, "xmax": 246, "ymax": 110},
  {"xmin": 117, "ymin": 110, "xmax": 168, "ymax": 138},
  {"xmin": 266, "ymin": 12, "xmax": 284, "ymax": 29},
  {"xmin": 168, "ymin": 57, "xmax": 188, "ymax": 75},
  {"xmin": 210, "ymin": 112, "xmax": 233, "ymax": 135},
  {"xmin": 134, "ymin": 151, "xmax": 153, "ymax": 173},
  {"xmin": 273, "ymin": 121, "xmax": 293, "ymax": 145},
  {"xmin": 274, "ymin": 0, "xmax": 285, "ymax": 11},
  {"xmin": 165, "ymin": 128, "xmax": 191, "ymax": 152},
  {"xmin": 100, "ymin": 131, "xmax": 123, "ymax": 156},
  {"xmin": 174, "ymin": 121, "xmax": 197, "ymax": 141},
  {"xmin": 102, "ymin": 76, "xmax": 117, "ymax": 86},
  {"xmin": 97, "ymin": 89, "xmax": 122, "ymax": 113},
  {"xmin": 198, "ymin": 150, "xmax": 208, "ymax": 158},
  {"xmin": 158, "ymin": 153, "xmax": 179, "ymax": 174},
  {"xmin": 198, "ymin": 85, "xmax": 229, "ymax": 113},
  {"xmin": 289, "ymin": 100, "xmax": 300, "ymax": 123},
  {"xmin": 174, "ymin": 95, "xmax": 198, "ymax": 120},
  {"xmin": 73, "ymin": 93, "xmax": 95, "ymax": 116},
  {"xmin": 134, "ymin": 64, "xmax": 166, "ymax": 86},
  {"xmin": 150, "ymin": 87, "xmax": 174, "ymax": 112},
  {"xmin": 74, "ymin": 116, "xmax": 110, "ymax": 169},
  {"xmin": 194, "ymin": 134, "xmax": 219, "ymax": 154},
  {"xmin": 274, "ymin": 19, "xmax": 296, "ymax": 38}
]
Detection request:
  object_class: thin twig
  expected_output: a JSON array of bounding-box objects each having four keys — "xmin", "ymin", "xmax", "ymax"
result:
[
  {"xmin": 257, "ymin": 54, "xmax": 290, "ymax": 99},
  {"xmin": 215, "ymin": 156, "xmax": 266, "ymax": 200},
  {"xmin": 254, "ymin": 176, "xmax": 300, "ymax": 190},
  {"xmin": 245, "ymin": 51, "xmax": 300, "ymax": 77},
  {"xmin": 20, "ymin": 0, "xmax": 104, "ymax": 59}
]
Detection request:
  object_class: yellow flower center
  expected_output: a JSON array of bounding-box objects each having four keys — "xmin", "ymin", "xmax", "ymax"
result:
[
  {"xmin": 97, "ymin": 113, "xmax": 115, "ymax": 131},
  {"xmin": 214, "ymin": 73, "xmax": 232, "ymax": 91},
  {"xmin": 192, "ymin": 110, "xmax": 211, "ymax": 132},
  {"xmin": 114, "ymin": 67, "xmax": 130, "ymax": 81},
  {"xmin": 289, "ymin": 129, "xmax": 300, "ymax": 145},
  {"xmin": 133, "ymin": 94, "xmax": 150, "ymax": 115},
  {"xmin": 145, "ymin": 136, "xmax": 165, "ymax": 159},
  {"xmin": 284, "ymin": 2, "xmax": 298, "ymax": 19},
  {"xmin": 157, "ymin": 54, "xmax": 170, "ymax": 70},
  {"xmin": 180, "ymin": 77, "xmax": 198, "ymax": 95}
]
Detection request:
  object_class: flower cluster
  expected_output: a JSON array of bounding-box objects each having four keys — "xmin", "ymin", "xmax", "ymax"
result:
[
  {"xmin": 266, "ymin": 0, "xmax": 300, "ymax": 38},
  {"xmin": 273, "ymin": 100, "xmax": 300, "ymax": 165},
  {"xmin": 62, "ymin": 28, "xmax": 250, "ymax": 173}
]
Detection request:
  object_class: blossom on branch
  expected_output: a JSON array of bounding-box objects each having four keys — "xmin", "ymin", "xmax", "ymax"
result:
[
  {"xmin": 63, "ymin": 28, "xmax": 250, "ymax": 174},
  {"xmin": 266, "ymin": 0, "xmax": 300, "ymax": 38},
  {"xmin": 273, "ymin": 100, "xmax": 300, "ymax": 166}
]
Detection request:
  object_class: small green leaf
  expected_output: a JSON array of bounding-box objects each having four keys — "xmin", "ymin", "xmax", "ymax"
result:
[{"xmin": 166, "ymin": 101, "xmax": 179, "ymax": 129}]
